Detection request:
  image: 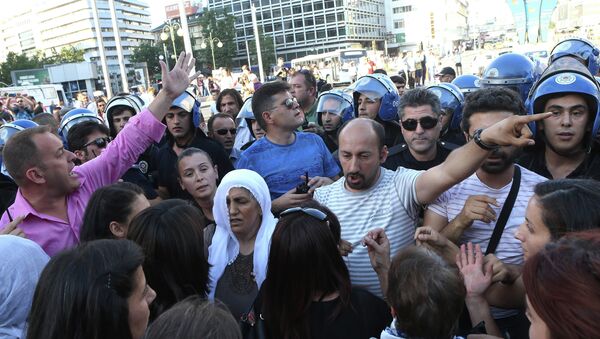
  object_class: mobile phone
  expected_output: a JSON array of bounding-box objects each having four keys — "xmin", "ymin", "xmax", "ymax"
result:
[{"xmin": 295, "ymin": 171, "xmax": 310, "ymax": 194}]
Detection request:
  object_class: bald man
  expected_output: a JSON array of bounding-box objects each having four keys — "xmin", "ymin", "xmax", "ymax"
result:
[{"xmin": 314, "ymin": 113, "xmax": 551, "ymax": 297}]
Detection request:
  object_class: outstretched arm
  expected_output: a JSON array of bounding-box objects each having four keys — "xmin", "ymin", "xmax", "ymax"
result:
[{"xmin": 415, "ymin": 113, "xmax": 552, "ymax": 204}]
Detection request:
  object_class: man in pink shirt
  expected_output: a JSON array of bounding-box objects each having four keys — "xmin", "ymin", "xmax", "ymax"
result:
[{"xmin": 0, "ymin": 53, "xmax": 199, "ymax": 256}]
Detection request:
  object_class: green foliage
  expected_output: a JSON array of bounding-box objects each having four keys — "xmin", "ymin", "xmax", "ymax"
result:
[
  {"xmin": 197, "ymin": 9, "xmax": 237, "ymax": 69},
  {"xmin": 48, "ymin": 46, "xmax": 85, "ymax": 64},
  {"xmin": 130, "ymin": 42, "xmax": 162, "ymax": 78},
  {"xmin": 0, "ymin": 46, "xmax": 85, "ymax": 85}
]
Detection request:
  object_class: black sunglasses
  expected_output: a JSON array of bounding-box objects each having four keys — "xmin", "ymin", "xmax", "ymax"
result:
[
  {"xmin": 83, "ymin": 137, "xmax": 111, "ymax": 149},
  {"xmin": 401, "ymin": 116, "xmax": 438, "ymax": 131},
  {"xmin": 277, "ymin": 97, "xmax": 298, "ymax": 110},
  {"xmin": 280, "ymin": 207, "xmax": 327, "ymax": 221},
  {"xmin": 215, "ymin": 128, "xmax": 237, "ymax": 136}
]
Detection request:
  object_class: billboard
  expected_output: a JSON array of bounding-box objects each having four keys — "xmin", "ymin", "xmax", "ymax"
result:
[
  {"xmin": 165, "ymin": 1, "xmax": 201, "ymax": 20},
  {"xmin": 11, "ymin": 68, "xmax": 51, "ymax": 86},
  {"xmin": 506, "ymin": 0, "xmax": 558, "ymax": 44}
]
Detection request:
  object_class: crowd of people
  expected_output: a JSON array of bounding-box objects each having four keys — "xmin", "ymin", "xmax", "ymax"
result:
[{"xmin": 1, "ymin": 36, "xmax": 600, "ymax": 339}]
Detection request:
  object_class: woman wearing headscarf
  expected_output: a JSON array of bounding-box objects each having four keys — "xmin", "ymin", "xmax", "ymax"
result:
[
  {"xmin": 208, "ymin": 169, "xmax": 277, "ymax": 322},
  {"xmin": 0, "ymin": 235, "xmax": 49, "ymax": 339}
]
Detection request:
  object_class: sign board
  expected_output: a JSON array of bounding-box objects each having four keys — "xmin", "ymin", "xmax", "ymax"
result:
[{"xmin": 11, "ymin": 68, "xmax": 51, "ymax": 86}]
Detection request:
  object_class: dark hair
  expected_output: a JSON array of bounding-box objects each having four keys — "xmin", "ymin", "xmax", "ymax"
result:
[
  {"xmin": 127, "ymin": 199, "xmax": 209, "ymax": 320},
  {"xmin": 373, "ymin": 69, "xmax": 387, "ymax": 75},
  {"xmin": 294, "ymin": 69, "xmax": 317, "ymax": 91},
  {"xmin": 338, "ymin": 118, "xmax": 386, "ymax": 150},
  {"xmin": 299, "ymin": 200, "xmax": 341, "ymax": 243},
  {"xmin": 66, "ymin": 121, "xmax": 110, "ymax": 151},
  {"xmin": 216, "ymin": 89, "xmax": 243, "ymax": 114},
  {"xmin": 27, "ymin": 239, "xmax": 144, "ymax": 339},
  {"xmin": 533, "ymin": 179, "xmax": 600, "ymax": 240},
  {"xmin": 32, "ymin": 113, "xmax": 59, "ymax": 132},
  {"xmin": 461, "ymin": 87, "xmax": 525, "ymax": 133},
  {"xmin": 523, "ymin": 231, "xmax": 600, "ymax": 339},
  {"xmin": 252, "ymin": 80, "xmax": 290, "ymax": 131},
  {"xmin": 261, "ymin": 211, "xmax": 351, "ymax": 339},
  {"xmin": 387, "ymin": 246, "xmax": 465, "ymax": 339},
  {"xmin": 390, "ymin": 75, "xmax": 406, "ymax": 85},
  {"xmin": 0, "ymin": 111, "xmax": 13, "ymax": 122},
  {"xmin": 399, "ymin": 88, "xmax": 441, "ymax": 119},
  {"xmin": 145, "ymin": 296, "xmax": 242, "ymax": 339},
  {"xmin": 2, "ymin": 125, "xmax": 50, "ymax": 186},
  {"xmin": 176, "ymin": 147, "xmax": 215, "ymax": 178},
  {"xmin": 80, "ymin": 182, "xmax": 145, "ymax": 241},
  {"xmin": 207, "ymin": 113, "xmax": 235, "ymax": 133}
]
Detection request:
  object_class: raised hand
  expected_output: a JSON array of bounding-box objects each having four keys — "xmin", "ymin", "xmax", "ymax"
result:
[
  {"xmin": 457, "ymin": 242, "xmax": 492, "ymax": 297},
  {"xmin": 159, "ymin": 52, "xmax": 202, "ymax": 100},
  {"xmin": 363, "ymin": 228, "xmax": 390, "ymax": 274},
  {"xmin": 480, "ymin": 112, "xmax": 552, "ymax": 148}
]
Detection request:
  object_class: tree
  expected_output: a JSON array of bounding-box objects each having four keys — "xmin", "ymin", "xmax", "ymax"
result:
[
  {"xmin": 248, "ymin": 27, "xmax": 276, "ymax": 71},
  {"xmin": 130, "ymin": 42, "xmax": 162, "ymax": 79},
  {"xmin": 0, "ymin": 52, "xmax": 42, "ymax": 85},
  {"xmin": 49, "ymin": 46, "xmax": 85, "ymax": 64},
  {"xmin": 197, "ymin": 9, "xmax": 236, "ymax": 70}
]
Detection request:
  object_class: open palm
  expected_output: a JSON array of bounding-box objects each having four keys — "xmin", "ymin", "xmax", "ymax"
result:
[{"xmin": 159, "ymin": 52, "xmax": 201, "ymax": 100}]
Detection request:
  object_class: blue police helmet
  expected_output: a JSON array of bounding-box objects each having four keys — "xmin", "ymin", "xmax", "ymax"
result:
[
  {"xmin": 58, "ymin": 108, "xmax": 103, "ymax": 143},
  {"xmin": 171, "ymin": 88, "xmax": 202, "ymax": 128},
  {"xmin": 316, "ymin": 89, "xmax": 354, "ymax": 126},
  {"xmin": 451, "ymin": 74, "xmax": 481, "ymax": 95},
  {"xmin": 550, "ymin": 38, "xmax": 600, "ymax": 76},
  {"xmin": 480, "ymin": 53, "xmax": 542, "ymax": 102},
  {"xmin": 345, "ymin": 73, "xmax": 401, "ymax": 121},
  {"xmin": 0, "ymin": 120, "xmax": 39, "ymax": 171},
  {"xmin": 427, "ymin": 82, "xmax": 465, "ymax": 131},
  {"xmin": 237, "ymin": 96, "xmax": 254, "ymax": 121},
  {"xmin": 529, "ymin": 71, "xmax": 600, "ymax": 142}
]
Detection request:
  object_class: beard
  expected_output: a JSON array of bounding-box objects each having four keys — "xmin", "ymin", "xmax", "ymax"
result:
[{"xmin": 481, "ymin": 148, "xmax": 518, "ymax": 174}]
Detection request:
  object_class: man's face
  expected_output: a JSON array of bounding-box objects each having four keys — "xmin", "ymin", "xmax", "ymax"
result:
[
  {"xmin": 112, "ymin": 110, "xmax": 134, "ymax": 135},
  {"xmin": 210, "ymin": 117, "xmax": 236, "ymax": 151},
  {"xmin": 338, "ymin": 120, "xmax": 387, "ymax": 192},
  {"xmin": 401, "ymin": 105, "xmax": 442, "ymax": 157},
  {"xmin": 393, "ymin": 81, "xmax": 406, "ymax": 96},
  {"xmin": 540, "ymin": 94, "xmax": 590, "ymax": 156},
  {"xmin": 76, "ymin": 131, "xmax": 109, "ymax": 164},
  {"xmin": 97, "ymin": 101, "xmax": 106, "ymax": 113},
  {"xmin": 265, "ymin": 92, "xmax": 304, "ymax": 132},
  {"xmin": 219, "ymin": 94, "xmax": 241, "ymax": 118},
  {"xmin": 440, "ymin": 74, "xmax": 455, "ymax": 83},
  {"xmin": 16, "ymin": 98, "xmax": 25, "ymax": 109},
  {"xmin": 165, "ymin": 108, "xmax": 193, "ymax": 139},
  {"xmin": 467, "ymin": 111, "xmax": 517, "ymax": 174},
  {"xmin": 33, "ymin": 132, "xmax": 79, "ymax": 194},
  {"xmin": 289, "ymin": 74, "xmax": 314, "ymax": 108},
  {"xmin": 357, "ymin": 93, "xmax": 381, "ymax": 120},
  {"xmin": 320, "ymin": 98, "xmax": 343, "ymax": 131},
  {"xmin": 251, "ymin": 120, "xmax": 265, "ymax": 139}
]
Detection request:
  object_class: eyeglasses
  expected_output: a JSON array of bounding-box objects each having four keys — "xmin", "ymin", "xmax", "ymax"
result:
[
  {"xmin": 215, "ymin": 128, "xmax": 237, "ymax": 136},
  {"xmin": 275, "ymin": 97, "xmax": 298, "ymax": 110},
  {"xmin": 280, "ymin": 207, "xmax": 327, "ymax": 221},
  {"xmin": 83, "ymin": 137, "xmax": 111, "ymax": 149},
  {"xmin": 400, "ymin": 116, "xmax": 438, "ymax": 131}
]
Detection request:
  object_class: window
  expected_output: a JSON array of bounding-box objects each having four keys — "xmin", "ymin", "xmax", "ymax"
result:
[
  {"xmin": 294, "ymin": 18, "xmax": 303, "ymax": 28},
  {"xmin": 393, "ymin": 6, "xmax": 412, "ymax": 14},
  {"xmin": 306, "ymin": 30, "xmax": 315, "ymax": 40},
  {"xmin": 305, "ymin": 17, "xmax": 314, "ymax": 26},
  {"xmin": 393, "ymin": 19, "xmax": 404, "ymax": 29},
  {"xmin": 295, "ymin": 32, "xmax": 304, "ymax": 42}
]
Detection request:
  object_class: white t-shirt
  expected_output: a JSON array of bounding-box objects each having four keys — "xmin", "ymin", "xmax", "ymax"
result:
[
  {"xmin": 314, "ymin": 167, "xmax": 422, "ymax": 297},
  {"xmin": 427, "ymin": 164, "xmax": 546, "ymax": 318}
]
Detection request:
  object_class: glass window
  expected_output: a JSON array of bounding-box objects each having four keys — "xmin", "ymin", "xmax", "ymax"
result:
[
  {"xmin": 316, "ymin": 29, "xmax": 325, "ymax": 38},
  {"xmin": 306, "ymin": 30, "xmax": 315, "ymax": 40},
  {"xmin": 262, "ymin": 10, "xmax": 271, "ymax": 19},
  {"xmin": 327, "ymin": 27, "xmax": 337, "ymax": 37},
  {"xmin": 275, "ymin": 35, "xmax": 284, "ymax": 44},
  {"xmin": 274, "ymin": 21, "xmax": 282, "ymax": 31},
  {"xmin": 273, "ymin": 8, "xmax": 281, "ymax": 17},
  {"xmin": 284, "ymin": 20, "xmax": 293, "ymax": 29},
  {"xmin": 282, "ymin": 6, "xmax": 291, "ymax": 16},
  {"xmin": 304, "ymin": 17, "xmax": 314, "ymax": 26},
  {"xmin": 295, "ymin": 32, "xmax": 304, "ymax": 42},
  {"xmin": 294, "ymin": 18, "xmax": 303, "ymax": 28},
  {"xmin": 261, "ymin": 0, "xmax": 269, "ymax": 5},
  {"xmin": 337, "ymin": 12, "xmax": 344, "ymax": 21},
  {"xmin": 314, "ymin": 1, "xmax": 323, "ymax": 10},
  {"xmin": 264, "ymin": 24, "xmax": 273, "ymax": 32},
  {"xmin": 285, "ymin": 34, "xmax": 294, "ymax": 43},
  {"xmin": 338, "ymin": 27, "xmax": 346, "ymax": 36},
  {"xmin": 303, "ymin": 3, "xmax": 312, "ymax": 12},
  {"xmin": 326, "ymin": 13, "xmax": 335, "ymax": 23},
  {"xmin": 292, "ymin": 4, "xmax": 301, "ymax": 13},
  {"xmin": 315, "ymin": 15, "xmax": 324, "ymax": 25},
  {"xmin": 325, "ymin": 0, "xmax": 335, "ymax": 9},
  {"xmin": 233, "ymin": 3, "xmax": 241, "ymax": 11}
]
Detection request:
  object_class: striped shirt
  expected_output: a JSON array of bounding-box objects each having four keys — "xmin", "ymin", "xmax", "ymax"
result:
[
  {"xmin": 314, "ymin": 167, "xmax": 422, "ymax": 297},
  {"xmin": 427, "ymin": 164, "xmax": 546, "ymax": 318}
]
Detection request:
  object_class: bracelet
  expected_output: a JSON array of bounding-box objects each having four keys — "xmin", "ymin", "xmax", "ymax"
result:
[{"xmin": 473, "ymin": 128, "xmax": 499, "ymax": 151}]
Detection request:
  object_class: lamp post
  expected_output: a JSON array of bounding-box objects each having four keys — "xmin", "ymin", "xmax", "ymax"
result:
[
  {"xmin": 200, "ymin": 31, "xmax": 223, "ymax": 70},
  {"xmin": 160, "ymin": 19, "xmax": 184, "ymax": 60}
]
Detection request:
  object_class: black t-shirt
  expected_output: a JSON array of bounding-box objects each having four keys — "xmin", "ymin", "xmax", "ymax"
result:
[
  {"xmin": 156, "ymin": 134, "xmax": 234, "ymax": 199},
  {"xmin": 308, "ymin": 287, "xmax": 391, "ymax": 339},
  {"xmin": 380, "ymin": 120, "xmax": 404, "ymax": 148},
  {"xmin": 441, "ymin": 128, "xmax": 466, "ymax": 146},
  {"xmin": 320, "ymin": 132, "xmax": 338, "ymax": 153},
  {"xmin": 0, "ymin": 173, "xmax": 17, "ymax": 215},
  {"xmin": 517, "ymin": 144, "xmax": 600, "ymax": 181},
  {"xmin": 383, "ymin": 142, "xmax": 458, "ymax": 171}
]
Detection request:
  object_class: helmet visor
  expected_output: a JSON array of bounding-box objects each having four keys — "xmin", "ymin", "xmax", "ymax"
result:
[
  {"xmin": 345, "ymin": 76, "xmax": 388, "ymax": 100},
  {"xmin": 237, "ymin": 98, "xmax": 255, "ymax": 120},
  {"xmin": 551, "ymin": 39, "xmax": 597, "ymax": 65},
  {"xmin": 316, "ymin": 93, "xmax": 352, "ymax": 116}
]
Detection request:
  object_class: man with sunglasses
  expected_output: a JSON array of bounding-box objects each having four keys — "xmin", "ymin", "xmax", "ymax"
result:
[
  {"xmin": 208, "ymin": 113, "xmax": 241, "ymax": 166},
  {"xmin": 66, "ymin": 121, "xmax": 111, "ymax": 165},
  {"xmin": 384, "ymin": 88, "xmax": 457, "ymax": 171},
  {"xmin": 237, "ymin": 81, "xmax": 340, "ymax": 212}
]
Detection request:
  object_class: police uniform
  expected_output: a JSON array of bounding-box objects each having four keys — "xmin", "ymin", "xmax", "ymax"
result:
[
  {"xmin": 518, "ymin": 144, "xmax": 600, "ymax": 181},
  {"xmin": 383, "ymin": 141, "xmax": 459, "ymax": 171}
]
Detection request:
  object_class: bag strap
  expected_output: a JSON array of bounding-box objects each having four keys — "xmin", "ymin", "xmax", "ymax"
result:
[{"xmin": 485, "ymin": 166, "xmax": 521, "ymax": 255}]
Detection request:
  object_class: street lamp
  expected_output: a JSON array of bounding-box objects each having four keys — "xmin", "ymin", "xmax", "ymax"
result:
[
  {"xmin": 161, "ymin": 19, "xmax": 184, "ymax": 60},
  {"xmin": 200, "ymin": 31, "xmax": 223, "ymax": 70}
]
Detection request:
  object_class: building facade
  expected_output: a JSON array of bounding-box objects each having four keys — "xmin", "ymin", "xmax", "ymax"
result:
[
  {"xmin": 0, "ymin": 0, "xmax": 154, "ymax": 93},
  {"xmin": 207, "ymin": 0, "xmax": 386, "ymax": 66}
]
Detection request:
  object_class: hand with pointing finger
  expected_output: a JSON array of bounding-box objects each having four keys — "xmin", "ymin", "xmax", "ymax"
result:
[{"xmin": 479, "ymin": 112, "xmax": 553, "ymax": 148}]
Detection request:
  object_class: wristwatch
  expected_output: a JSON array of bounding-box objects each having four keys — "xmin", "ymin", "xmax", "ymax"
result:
[{"xmin": 472, "ymin": 128, "xmax": 499, "ymax": 151}]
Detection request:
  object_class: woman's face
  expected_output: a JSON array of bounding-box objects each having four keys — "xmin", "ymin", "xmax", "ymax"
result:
[
  {"xmin": 226, "ymin": 187, "xmax": 262, "ymax": 240},
  {"xmin": 514, "ymin": 195, "xmax": 552, "ymax": 261},
  {"xmin": 526, "ymin": 296, "xmax": 551, "ymax": 339},
  {"xmin": 127, "ymin": 266, "xmax": 156, "ymax": 339},
  {"xmin": 178, "ymin": 153, "xmax": 219, "ymax": 201}
]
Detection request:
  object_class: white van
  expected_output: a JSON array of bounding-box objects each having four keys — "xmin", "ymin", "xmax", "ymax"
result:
[{"xmin": 0, "ymin": 84, "xmax": 67, "ymax": 110}]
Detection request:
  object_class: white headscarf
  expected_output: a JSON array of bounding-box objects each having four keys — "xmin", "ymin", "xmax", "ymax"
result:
[
  {"xmin": 208, "ymin": 169, "xmax": 277, "ymax": 300},
  {"xmin": 0, "ymin": 235, "xmax": 49, "ymax": 339}
]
